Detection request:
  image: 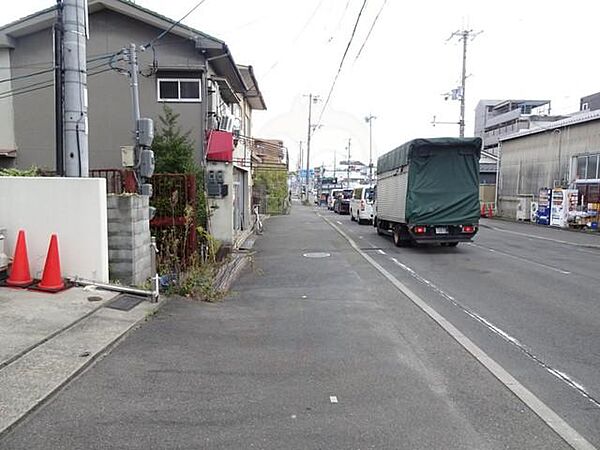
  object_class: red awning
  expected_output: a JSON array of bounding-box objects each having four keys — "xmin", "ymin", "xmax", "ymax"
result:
[{"xmin": 206, "ymin": 130, "xmax": 233, "ymax": 162}]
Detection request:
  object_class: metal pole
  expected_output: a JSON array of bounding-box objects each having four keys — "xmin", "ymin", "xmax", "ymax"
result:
[
  {"xmin": 127, "ymin": 43, "xmax": 142, "ymax": 192},
  {"xmin": 347, "ymin": 138, "xmax": 351, "ymax": 189},
  {"xmin": 333, "ymin": 147, "xmax": 336, "ymax": 182},
  {"xmin": 63, "ymin": 0, "xmax": 89, "ymax": 177},
  {"xmin": 459, "ymin": 31, "xmax": 467, "ymax": 138},
  {"xmin": 54, "ymin": 0, "xmax": 64, "ymax": 176},
  {"xmin": 365, "ymin": 114, "xmax": 376, "ymax": 185},
  {"xmin": 306, "ymin": 94, "xmax": 312, "ymax": 190}
]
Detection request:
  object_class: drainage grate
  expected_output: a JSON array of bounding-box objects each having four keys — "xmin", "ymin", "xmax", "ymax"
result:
[
  {"xmin": 106, "ymin": 294, "xmax": 145, "ymax": 311},
  {"xmin": 303, "ymin": 252, "xmax": 331, "ymax": 258}
]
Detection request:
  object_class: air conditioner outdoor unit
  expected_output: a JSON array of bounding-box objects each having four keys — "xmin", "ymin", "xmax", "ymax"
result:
[
  {"xmin": 530, "ymin": 201, "xmax": 539, "ymax": 222},
  {"xmin": 218, "ymin": 115, "xmax": 235, "ymax": 133}
]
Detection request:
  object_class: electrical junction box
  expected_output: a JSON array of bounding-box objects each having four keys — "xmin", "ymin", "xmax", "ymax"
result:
[
  {"xmin": 139, "ymin": 149, "xmax": 155, "ymax": 178},
  {"xmin": 121, "ymin": 146, "xmax": 135, "ymax": 167}
]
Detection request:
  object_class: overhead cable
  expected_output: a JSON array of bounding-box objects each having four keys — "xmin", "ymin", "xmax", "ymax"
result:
[
  {"xmin": 353, "ymin": 0, "xmax": 387, "ymax": 63},
  {"xmin": 314, "ymin": 0, "xmax": 369, "ymax": 131}
]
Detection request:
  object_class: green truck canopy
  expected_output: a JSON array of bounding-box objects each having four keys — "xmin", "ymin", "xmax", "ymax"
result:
[{"xmin": 378, "ymin": 137, "xmax": 482, "ymax": 225}]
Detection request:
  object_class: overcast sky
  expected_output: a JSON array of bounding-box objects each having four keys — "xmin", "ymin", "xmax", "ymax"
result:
[{"xmin": 5, "ymin": 1, "xmax": 600, "ymax": 169}]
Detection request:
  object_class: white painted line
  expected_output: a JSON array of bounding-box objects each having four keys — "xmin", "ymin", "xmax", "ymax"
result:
[
  {"xmin": 329, "ymin": 396, "xmax": 338, "ymax": 404},
  {"xmin": 377, "ymin": 249, "xmax": 386, "ymax": 255},
  {"xmin": 301, "ymin": 295, "xmax": 307, "ymax": 299},
  {"xmin": 321, "ymin": 215, "xmax": 596, "ymax": 450},
  {"xmin": 488, "ymin": 225, "xmax": 600, "ymax": 250},
  {"xmin": 336, "ymin": 221, "xmax": 342, "ymax": 225},
  {"xmin": 468, "ymin": 242, "xmax": 571, "ymax": 275},
  {"xmin": 358, "ymin": 236, "xmax": 364, "ymax": 239}
]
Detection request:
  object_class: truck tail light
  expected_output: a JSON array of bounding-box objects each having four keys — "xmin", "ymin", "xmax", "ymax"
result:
[
  {"xmin": 462, "ymin": 225, "xmax": 475, "ymax": 233},
  {"xmin": 414, "ymin": 226, "xmax": 426, "ymax": 234},
  {"xmin": 360, "ymin": 200, "xmax": 365, "ymax": 210}
]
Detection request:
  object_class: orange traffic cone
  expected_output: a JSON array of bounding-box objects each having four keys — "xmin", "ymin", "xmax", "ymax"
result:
[
  {"xmin": 488, "ymin": 204, "xmax": 494, "ymax": 218},
  {"xmin": 7, "ymin": 230, "xmax": 33, "ymax": 287},
  {"xmin": 480, "ymin": 203, "xmax": 487, "ymax": 218},
  {"xmin": 36, "ymin": 234, "xmax": 65, "ymax": 292}
]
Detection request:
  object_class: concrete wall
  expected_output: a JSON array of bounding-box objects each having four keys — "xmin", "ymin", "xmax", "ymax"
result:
[
  {"xmin": 0, "ymin": 177, "xmax": 109, "ymax": 282},
  {"xmin": 9, "ymin": 9, "xmax": 209, "ymax": 171},
  {"xmin": 107, "ymin": 194, "xmax": 151, "ymax": 285},
  {"xmin": 207, "ymin": 161, "xmax": 234, "ymax": 245},
  {"xmin": 498, "ymin": 119, "xmax": 600, "ymax": 217}
]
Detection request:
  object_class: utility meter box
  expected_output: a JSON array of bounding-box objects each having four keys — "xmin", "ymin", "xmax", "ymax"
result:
[
  {"xmin": 121, "ymin": 146, "xmax": 135, "ymax": 167},
  {"xmin": 138, "ymin": 118, "xmax": 154, "ymax": 147},
  {"xmin": 140, "ymin": 149, "xmax": 155, "ymax": 178}
]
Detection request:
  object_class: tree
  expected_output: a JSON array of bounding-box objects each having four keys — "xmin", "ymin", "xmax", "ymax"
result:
[{"xmin": 153, "ymin": 105, "xmax": 195, "ymax": 174}]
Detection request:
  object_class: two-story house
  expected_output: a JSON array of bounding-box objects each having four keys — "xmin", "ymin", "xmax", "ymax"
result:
[{"xmin": 0, "ymin": 0, "xmax": 266, "ymax": 247}]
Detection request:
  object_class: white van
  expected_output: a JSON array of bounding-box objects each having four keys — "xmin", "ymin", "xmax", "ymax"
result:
[
  {"xmin": 328, "ymin": 189, "xmax": 343, "ymax": 210},
  {"xmin": 350, "ymin": 186, "xmax": 375, "ymax": 224}
]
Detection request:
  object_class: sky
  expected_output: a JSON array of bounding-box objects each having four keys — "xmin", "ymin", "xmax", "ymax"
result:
[{"xmin": 5, "ymin": 0, "xmax": 600, "ymax": 170}]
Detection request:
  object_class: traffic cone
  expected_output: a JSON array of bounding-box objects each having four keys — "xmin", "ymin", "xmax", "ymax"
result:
[
  {"xmin": 488, "ymin": 204, "xmax": 494, "ymax": 219},
  {"xmin": 36, "ymin": 234, "xmax": 65, "ymax": 292},
  {"xmin": 6, "ymin": 230, "xmax": 33, "ymax": 287}
]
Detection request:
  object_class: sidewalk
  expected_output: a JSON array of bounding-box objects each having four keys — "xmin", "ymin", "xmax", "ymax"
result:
[{"xmin": 0, "ymin": 286, "xmax": 163, "ymax": 437}]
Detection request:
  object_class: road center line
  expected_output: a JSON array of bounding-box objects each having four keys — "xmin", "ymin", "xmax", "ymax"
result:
[
  {"xmin": 377, "ymin": 249, "xmax": 386, "ymax": 255},
  {"xmin": 389, "ymin": 257, "xmax": 600, "ymax": 411},
  {"xmin": 320, "ymin": 214, "xmax": 596, "ymax": 450},
  {"xmin": 468, "ymin": 242, "xmax": 571, "ymax": 275}
]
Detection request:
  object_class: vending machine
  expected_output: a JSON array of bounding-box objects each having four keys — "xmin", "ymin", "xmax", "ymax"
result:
[
  {"xmin": 536, "ymin": 188, "xmax": 552, "ymax": 225},
  {"xmin": 550, "ymin": 189, "xmax": 578, "ymax": 228}
]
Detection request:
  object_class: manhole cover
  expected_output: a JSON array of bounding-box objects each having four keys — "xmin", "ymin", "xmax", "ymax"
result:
[
  {"xmin": 303, "ymin": 252, "xmax": 331, "ymax": 258},
  {"xmin": 106, "ymin": 294, "xmax": 145, "ymax": 311}
]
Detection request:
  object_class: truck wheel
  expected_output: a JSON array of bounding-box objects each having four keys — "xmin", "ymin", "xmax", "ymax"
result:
[
  {"xmin": 447, "ymin": 242, "xmax": 459, "ymax": 247},
  {"xmin": 350, "ymin": 210, "xmax": 356, "ymax": 221},
  {"xmin": 376, "ymin": 219, "xmax": 385, "ymax": 235}
]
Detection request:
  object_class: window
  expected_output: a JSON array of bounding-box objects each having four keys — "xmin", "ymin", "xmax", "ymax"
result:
[
  {"xmin": 582, "ymin": 102, "xmax": 590, "ymax": 111},
  {"xmin": 575, "ymin": 154, "xmax": 600, "ymax": 180},
  {"xmin": 157, "ymin": 78, "xmax": 201, "ymax": 102}
]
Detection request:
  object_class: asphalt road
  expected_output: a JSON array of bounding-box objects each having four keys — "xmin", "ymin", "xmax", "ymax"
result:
[
  {"xmin": 1, "ymin": 204, "xmax": 595, "ymax": 449},
  {"xmin": 324, "ymin": 206, "xmax": 600, "ymax": 447}
]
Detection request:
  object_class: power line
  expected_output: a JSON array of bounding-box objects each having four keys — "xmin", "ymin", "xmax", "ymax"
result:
[
  {"xmin": 261, "ymin": 0, "xmax": 326, "ymax": 78},
  {"xmin": 353, "ymin": 0, "xmax": 387, "ymax": 63},
  {"xmin": 314, "ymin": 0, "xmax": 369, "ymax": 131},
  {"xmin": 0, "ymin": 68, "xmax": 55, "ymax": 85},
  {"xmin": 141, "ymin": 0, "xmax": 209, "ymax": 50}
]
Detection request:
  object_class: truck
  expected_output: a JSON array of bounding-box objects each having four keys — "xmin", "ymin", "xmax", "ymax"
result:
[{"xmin": 374, "ymin": 137, "xmax": 481, "ymax": 247}]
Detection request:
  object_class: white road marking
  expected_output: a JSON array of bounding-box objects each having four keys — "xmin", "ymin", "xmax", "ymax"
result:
[
  {"xmin": 336, "ymin": 221, "xmax": 342, "ymax": 225},
  {"xmin": 488, "ymin": 225, "xmax": 600, "ymax": 250},
  {"xmin": 358, "ymin": 236, "xmax": 363, "ymax": 239},
  {"xmin": 321, "ymin": 215, "xmax": 596, "ymax": 450},
  {"xmin": 377, "ymin": 249, "xmax": 386, "ymax": 255},
  {"xmin": 468, "ymin": 242, "xmax": 571, "ymax": 275},
  {"xmin": 329, "ymin": 396, "xmax": 338, "ymax": 404},
  {"xmin": 301, "ymin": 295, "xmax": 307, "ymax": 299}
]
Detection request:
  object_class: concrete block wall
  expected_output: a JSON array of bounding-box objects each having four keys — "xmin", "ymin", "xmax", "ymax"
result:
[{"xmin": 107, "ymin": 194, "xmax": 152, "ymax": 286}]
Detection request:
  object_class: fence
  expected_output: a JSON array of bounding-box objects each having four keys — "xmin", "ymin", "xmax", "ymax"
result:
[{"xmin": 89, "ymin": 168, "xmax": 136, "ymax": 194}]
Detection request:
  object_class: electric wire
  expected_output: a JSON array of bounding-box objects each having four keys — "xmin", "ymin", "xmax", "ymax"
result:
[
  {"xmin": 261, "ymin": 0, "xmax": 326, "ymax": 78},
  {"xmin": 353, "ymin": 0, "xmax": 387, "ymax": 63},
  {"xmin": 141, "ymin": 0, "xmax": 209, "ymax": 50},
  {"xmin": 0, "ymin": 68, "xmax": 54, "ymax": 84},
  {"xmin": 313, "ymin": 0, "xmax": 369, "ymax": 132}
]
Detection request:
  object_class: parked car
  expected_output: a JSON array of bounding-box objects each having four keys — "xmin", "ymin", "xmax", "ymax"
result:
[
  {"xmin": 333, "ymin": 189, "xmax": 353, "ymax": 214},
  {"xmin": 328, "ymin": 189, "xmax": 343, "ymax": 210},
  {"xmin": 350, "ymin": 186, "xmax": 375, "ymax": 224}
]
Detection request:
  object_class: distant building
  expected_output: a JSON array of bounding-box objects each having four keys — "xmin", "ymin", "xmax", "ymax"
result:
[
  {"xmin": 579, "ymin": 91, "xmax": 600, "ymax": 112},
  {"xmin": 474, "ymin": 99, "xmax": 563, "ymax": 156}
]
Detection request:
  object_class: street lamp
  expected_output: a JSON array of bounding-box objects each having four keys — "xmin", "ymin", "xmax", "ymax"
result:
[{"xmin": 365, "ymin": 114, "xmax": 376, "ymax": 185}]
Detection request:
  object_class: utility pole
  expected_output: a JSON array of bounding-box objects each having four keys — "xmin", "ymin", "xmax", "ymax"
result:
[
  {"xmin": 54, "ymin": 0, "xmax": 64, "ymax": 176},
  {"xmin": 63, "ymin": 0, "xmax": 88, "ymax": 177},
  {"xmin": 365, "ymin": 114, "xmax": 376, "ymax": 185},
  {"xmin": 447, "ymin": 28, "xmax": 481, "ymax": 137},
  {"xmin": 126, "ymin": 44, "xmax": 155, "ymax": 195},
  {"xmin": 333, "ymin": 147, "xmax": 336, "ymax": 183},
  {"xmin": 346, "ymin": 138, "xmax": 351, "ymax": 189},
  {"xmin": 304, "ymin": 94, "xmax": 320, "ymax": 193}
]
